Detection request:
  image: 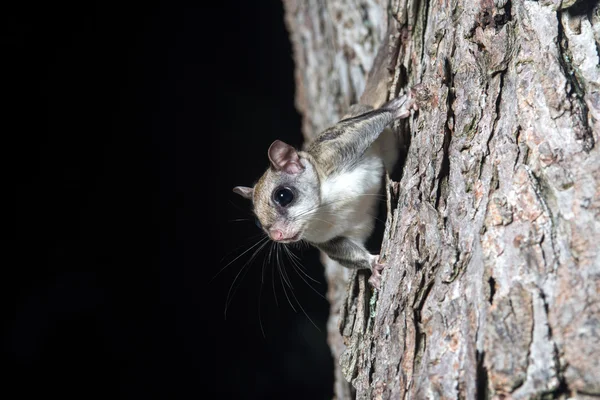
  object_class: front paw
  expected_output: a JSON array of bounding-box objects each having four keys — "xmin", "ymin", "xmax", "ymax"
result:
[{"xmin": 368, "ymin": 255, "xmax": 385, "ymax": 290}]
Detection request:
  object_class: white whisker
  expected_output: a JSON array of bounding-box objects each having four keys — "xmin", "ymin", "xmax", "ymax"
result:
[
  {"xmin": 212, "ymin": 235, "xmax": 269, "ymax": 283},
  {"xmin": 228, "ymin": 218, "xmax": 251, "ymax": 223},
  {"xmin": 282, "ymin": 246, "xmax": 325, "ymax": 300},
  {"xmin": 276, "ymin": 245, "xmax": 297, "ymax": 312},
  {"xmin": 224, "ymin": 237, "xmax": 270, "ymax": 317},
  {"xmin": 269, "ymin": 241, "xmax": 278, "ymax": 307},
  {"xmin": 276, "ymin": 243, "xmax": 294, "ymax": 289}
]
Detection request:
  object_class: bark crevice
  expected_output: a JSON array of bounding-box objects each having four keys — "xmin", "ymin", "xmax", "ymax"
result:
[{"xmin": 557, "ymin": 10, "xmax": 595, "ymax": 152}]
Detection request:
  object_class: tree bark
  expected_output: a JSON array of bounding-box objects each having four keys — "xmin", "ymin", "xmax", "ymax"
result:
[{"xmin": 282, "ymin": 0, "xmax": 600, "ymax": 398}]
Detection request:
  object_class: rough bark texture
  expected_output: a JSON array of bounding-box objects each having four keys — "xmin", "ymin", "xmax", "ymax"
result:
[{"xmin": 283, "ymin": 0, "xmax": 600, "ymax": 399}]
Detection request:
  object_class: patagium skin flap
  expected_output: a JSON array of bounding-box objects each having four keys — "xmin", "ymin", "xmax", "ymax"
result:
[{"xmin": 232, "ymin": 92, "xmax": 417, "ymax": 289}]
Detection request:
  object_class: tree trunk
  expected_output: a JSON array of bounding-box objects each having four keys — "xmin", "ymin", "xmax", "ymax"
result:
[{"xmin": 282, "ymin": 0, "xmax": 600, "ymax": 398}]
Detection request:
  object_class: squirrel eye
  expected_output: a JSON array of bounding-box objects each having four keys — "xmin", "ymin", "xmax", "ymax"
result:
[
  {"xmin": 273, "ymin": 187, "xmax": 294, "ymax": 207},
  {"xmin": 255, "ymin": 217, "xmax": 262, "ymax": 229}
]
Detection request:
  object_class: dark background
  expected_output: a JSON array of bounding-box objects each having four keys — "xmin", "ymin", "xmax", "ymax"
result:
[{"xmin": 4, "ymin": 2, "xmax": 334, "ymax": 398}]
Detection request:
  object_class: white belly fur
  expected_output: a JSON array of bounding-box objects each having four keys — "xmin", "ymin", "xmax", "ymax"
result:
[{"xmin": 303, "ymin": 145, "xmax": 384, "ymax": 244}]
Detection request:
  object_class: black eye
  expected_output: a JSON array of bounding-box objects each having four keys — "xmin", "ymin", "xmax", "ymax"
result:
[
  {"xmin": 273, "ymin": 187, "xmax": 294, "ymax": 207},
  {"xmin": 255, "ymin": 217, "xmax": 262, "ymax": 229}
]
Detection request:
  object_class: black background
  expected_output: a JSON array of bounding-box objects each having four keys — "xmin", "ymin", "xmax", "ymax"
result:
[{"xmin": 4, "ymin": 2, "xmax": 334, "ymax": 398}]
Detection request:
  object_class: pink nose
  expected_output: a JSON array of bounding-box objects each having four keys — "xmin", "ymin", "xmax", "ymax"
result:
[{"xmin": 270, "ymin": 229, "xmax": 284, "ymax": 241}]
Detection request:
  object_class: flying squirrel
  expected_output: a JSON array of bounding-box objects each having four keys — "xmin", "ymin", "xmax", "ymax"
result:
[{"xmin": 233, "ymin": 33, "xmax": 418, "ymax": 289}]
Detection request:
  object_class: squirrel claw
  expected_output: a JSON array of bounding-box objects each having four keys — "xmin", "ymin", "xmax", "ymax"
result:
[
  {"xmin": 369, "ymin": 258, "xmax": 386, "ymax": 290},
  {"xmin": 383, "ymin": 90, "xmax": 417, "ymax": 120}
]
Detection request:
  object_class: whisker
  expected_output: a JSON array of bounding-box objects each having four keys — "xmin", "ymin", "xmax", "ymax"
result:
[
  {"xmin": 224, "ymin": 237, "xmax": 270, "ymax": 317},
  {"xmin": 282, "ymin": 246, "xmax": 325, "ymax": 300},
  {"xmin": 276, "ymin": 246, "xmax": 297, "ymax": 312},
  {"xmin": 279, "ymin": 244, "xmax": 295, "ymax": 289},
  {"xmin": 276, "ymin": 246, "xmax": 321, "ymax": 331},
  {"xmin": 278, "ymin": 245, "xmax": 295, "ymax": 290},
  {"xmin": 287, "ymin": 238, "xmax": 311, "ymax": 251},
  {"xmin": 211, "ymin": 236, "xmax": 269, "ymax": 283},
  {"xmin": 269, "ymin": 241, "xmax": 278, "ymax": 307},
  {"xmin": 285, "ymin": 248, "xmax": 303, "ymax": 263},
  {"xmin": 282, "ymin": 246, "xmax": 319, "ymax": 283},
  {"xmin": 291, "ymin": 259, "xmax": 322, "ymax": 286},
  {"xmin": 261, "ymin": 243, "xmax": 268, "ymax": 284},
  {"xmin": 228, "ymin": 218, "xmax": 251, "ymax": 223},
  {"xmin": 283, "ymin": 272, "xmax": 322, "ymax": 332},
  {"xmin": 219, "ymin": 233, "xmax": 266, "ymax": 263},
  {"xmin": 258, "ymin": 242, "xmax": 271, "ymax": 337},
  {"xmin": 300, "ymin": 239, "xmax": 311, "ymax": 250}
]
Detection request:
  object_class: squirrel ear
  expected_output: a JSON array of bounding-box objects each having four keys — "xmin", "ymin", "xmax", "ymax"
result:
[
  {"xmin": 268, "ymin": 140, "xmax": 303, "ymax": 174},
  {"xmin": 233, "ymin": 186, "xmax": 254, "ymax": 200}
]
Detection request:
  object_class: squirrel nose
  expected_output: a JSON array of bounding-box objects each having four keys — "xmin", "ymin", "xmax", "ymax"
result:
[{"xmin": 270, "ymin": 229, "xmax": 284, "ymax": 241}]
